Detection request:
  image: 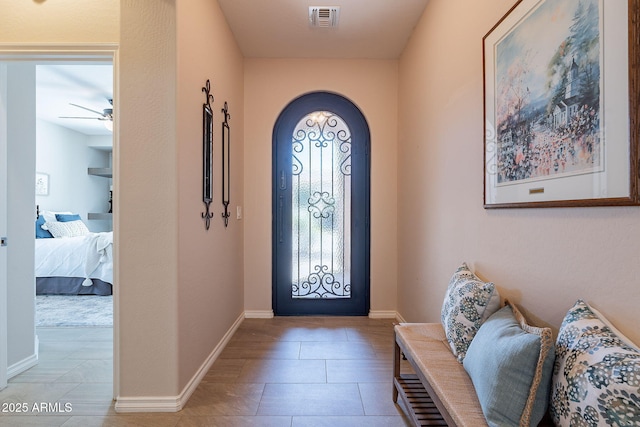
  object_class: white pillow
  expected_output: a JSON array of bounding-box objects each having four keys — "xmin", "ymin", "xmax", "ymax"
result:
[
  {"xmin": 40, "ymin": 211, "xmax": 72, "ymax": 230},
  {"xmin": 46, "ymin": 220, "xmax": 90, "ymax": 238}
]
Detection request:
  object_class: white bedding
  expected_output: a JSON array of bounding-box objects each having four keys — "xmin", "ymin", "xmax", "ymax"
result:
[{"xmin": 35, "ymin": 232, "xmax": 113, "ymax": 285}]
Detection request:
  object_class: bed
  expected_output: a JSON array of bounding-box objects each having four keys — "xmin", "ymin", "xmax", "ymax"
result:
[{"xmin": 35, "ymin": 208, "xmax": 113, "ymax": 296}]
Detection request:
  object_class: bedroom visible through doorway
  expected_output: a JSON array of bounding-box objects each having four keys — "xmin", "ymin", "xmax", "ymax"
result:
[
  {"xmin": 34, "ymin": 63, "xmax": 114, "ymax": 328},
  {"xmin": 0, "ymin": 55, "xmax": 116, "ymax": 396}
]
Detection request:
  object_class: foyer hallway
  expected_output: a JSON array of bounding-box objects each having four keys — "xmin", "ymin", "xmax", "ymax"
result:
[{"xmin": 1, "ymin": 317, "xmax": 413, "ymax": 426}]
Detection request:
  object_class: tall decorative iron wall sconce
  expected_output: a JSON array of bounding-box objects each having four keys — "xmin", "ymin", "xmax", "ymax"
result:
[
  {"xmin": 221, "ymin": 102, "xmax": 231, "ymax": 227},
  {"xmin": 201, "ymin": 80, "xmax": 214, "ymax": 230}
]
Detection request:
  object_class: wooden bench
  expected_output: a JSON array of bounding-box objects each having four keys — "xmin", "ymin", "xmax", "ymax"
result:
[
  {"xmin": 393, "ymin": 323, "xmax": 553, "ymax": 427},
  {"xmin": 393, "ymin": 323, "xmax": 487, "ymax": 426}
]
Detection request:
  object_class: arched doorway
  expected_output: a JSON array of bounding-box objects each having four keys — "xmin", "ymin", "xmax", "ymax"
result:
[{"xmin": 272, "ymin": 92, "xmax": 370, "ymax": 315}]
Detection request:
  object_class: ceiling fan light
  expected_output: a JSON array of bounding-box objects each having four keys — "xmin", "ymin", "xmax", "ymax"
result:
[{"xmin": 104, "ymin": 120, "xmax": 113, "ymax": 132}]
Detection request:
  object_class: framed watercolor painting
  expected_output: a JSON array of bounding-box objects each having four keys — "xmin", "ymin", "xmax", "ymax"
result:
[{"xmin": 483, "ymin": 0, "xmax": 639, "ymax": 208}]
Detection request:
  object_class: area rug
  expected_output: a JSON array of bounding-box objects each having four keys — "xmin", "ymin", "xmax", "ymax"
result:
[{"xmin": 36, "ymin": 295, "xmax": 113, "ymax": 327}]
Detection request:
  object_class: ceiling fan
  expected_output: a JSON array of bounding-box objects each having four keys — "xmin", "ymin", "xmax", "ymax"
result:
[{"xmin": 59, "ymin": 99, "xmax": 113, "ymax": 130}]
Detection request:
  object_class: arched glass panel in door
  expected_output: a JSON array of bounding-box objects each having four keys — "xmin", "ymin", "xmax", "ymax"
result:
[{"xmin": 291, "ymin": 111, "xmax": 351, "ymax": 299}]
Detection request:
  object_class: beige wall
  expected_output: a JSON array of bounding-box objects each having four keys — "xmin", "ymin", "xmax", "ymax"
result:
[
  {"xmin": 244, "ymin": 59, "xmax": 398, "ymax": 314},
  {"xmin": 0, "ymin": 0, "xmax": 119, "ymax": 43},
  {"xmin": 175, "ymin": 0, "xmax": 244, "ymax": 388},
  {"xmin": 119, "ymin": 0, "xmax": 180, "ymax": 398},
  {"xmin": 398, "ymin": 0, "xmax": 640, "ymax": 344},
  {"xmin": 119, "ymin": 0, "xmax": 245, "ymax": 401}
]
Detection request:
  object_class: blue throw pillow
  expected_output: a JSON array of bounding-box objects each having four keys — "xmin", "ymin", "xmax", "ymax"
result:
[
  {"xmin": 463, "ymin": 302, "xmax": 555, "ymax": 427},
  {"xmin": 35, "ymin": 215, "xmax": 53, "ymax": 238},
  {"xmin": 55, "ymin": 213, "xmax": 82, "ymax": 222}
]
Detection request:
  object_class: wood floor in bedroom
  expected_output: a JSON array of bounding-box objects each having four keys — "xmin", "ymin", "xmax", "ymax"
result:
[{"xmin": 0, "ymin": 317, "xmax": 413, "ymax": 426}]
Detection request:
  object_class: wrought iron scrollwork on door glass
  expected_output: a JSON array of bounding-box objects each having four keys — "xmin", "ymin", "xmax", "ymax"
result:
[{"xmin": 291, "ymin": 111, "xmax": 352, "ymax": 299}]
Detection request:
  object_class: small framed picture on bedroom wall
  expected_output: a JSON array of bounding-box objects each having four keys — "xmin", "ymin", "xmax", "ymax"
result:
[{"xmin": 35, "ymin": 172, "xmax": 49, "ymax": 196}]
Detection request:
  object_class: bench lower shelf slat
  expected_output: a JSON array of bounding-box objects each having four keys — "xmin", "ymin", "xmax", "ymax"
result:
[{"xmin": 394, "ymin": 374, "xmax": 448, "ymax": 426}]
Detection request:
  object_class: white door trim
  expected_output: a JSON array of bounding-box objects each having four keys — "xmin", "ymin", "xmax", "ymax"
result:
[
  {"xmin": 0, "ymin": 44, "xmax": 118, "ymax": 396},
  {"xmin": 0, "ymin": 62, "xmax": 8, "ymax": 390}
]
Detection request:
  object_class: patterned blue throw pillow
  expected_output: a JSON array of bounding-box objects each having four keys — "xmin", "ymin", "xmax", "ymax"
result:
[
  {"xmin": 551, "ymin": 299, "xmax": 640, "ymax": 426},
  {"xmin": 440, "ymin": 263, "xmax": 501, "ymax": 362}
]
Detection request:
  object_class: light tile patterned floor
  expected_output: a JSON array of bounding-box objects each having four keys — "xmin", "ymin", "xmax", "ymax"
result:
[{"xmin": 0, "ymin": 317, "xmax": 413, "ymax": 426}]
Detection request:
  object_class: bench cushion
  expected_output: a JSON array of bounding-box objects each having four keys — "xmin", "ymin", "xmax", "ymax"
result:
[{"xmin": 395, "ymin": 323, "xmax": 489, "ymax": 427}]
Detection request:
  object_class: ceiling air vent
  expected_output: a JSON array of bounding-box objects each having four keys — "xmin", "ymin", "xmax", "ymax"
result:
[{"xmin": 309, "ymin": 6, "xmax": 340, "ymax": 28}]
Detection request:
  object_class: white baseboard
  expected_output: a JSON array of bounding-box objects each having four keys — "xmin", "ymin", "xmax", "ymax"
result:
[
  {"xmin": 244, "ymin": 310, "xmax": 274, "ymax": 319},
  {"xmin": 7, "ymin": 335, "xmax": 39, "ymax": 379},
  {"xmin": 7, "ymin": 353, "xmax": 38, "ymax": 379},
  {"xmin": 113, "ymin": 396, "xmax": 182, "ymax": 413},
  {"xmin": 368, "ymin": 310, "xmax": 398, "ymax": 319},
  {"xmin": 114, "ymin": 312, "xmax": 245, "ymax": 413},
  {"xmin": 369, "ymin": 310, "xmax": 407, "ymax": 323}
]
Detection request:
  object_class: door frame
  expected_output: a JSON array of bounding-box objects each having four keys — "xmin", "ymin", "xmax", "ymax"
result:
[
  {"xmin": 0, "ymin": 63, "xmax": 7, "ymax": 390},
  {"xmin": 0, "ymin": 44, "xmax": 118, "ymax": 396},
  {"xmin": 272, "ymin": 91, "xmax": 371, "ymax": 316}
]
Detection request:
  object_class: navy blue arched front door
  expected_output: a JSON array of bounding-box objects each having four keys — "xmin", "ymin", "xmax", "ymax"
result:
[{"xmin": 272, "ymin": 92, "xmax": 370, "ymax": 316}]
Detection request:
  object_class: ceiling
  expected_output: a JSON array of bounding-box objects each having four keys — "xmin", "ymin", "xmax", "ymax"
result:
[
  {"xmin": 35, "ymin": 1, "xmax": 428, "ymax": 135},
  {"xmin": 36, "ymin": 63, "xmax": 113, "ymax": 136},
  {"xmin": 217, "ymin": 0, "xmax": 429, "ymax": 59}
]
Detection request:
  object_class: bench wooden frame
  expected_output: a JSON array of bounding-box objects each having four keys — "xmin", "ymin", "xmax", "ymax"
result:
[
  {"xmin": 392, "ymin": 323, "xmax": 491, "ymax": 427},
  {"xmin": 393, "ymin": 323, "xmax": 554, "ymax": 427},
  {"xmin": 393, "ymin": 327, "xmax": 454, "ymax": 427}
]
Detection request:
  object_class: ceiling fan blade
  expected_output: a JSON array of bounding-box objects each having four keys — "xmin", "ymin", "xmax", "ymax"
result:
[{"xmin": 69, "ymin": 103, "xmax": 105, "ymax": 117}]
